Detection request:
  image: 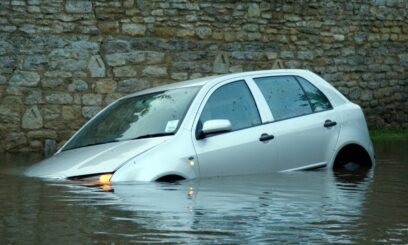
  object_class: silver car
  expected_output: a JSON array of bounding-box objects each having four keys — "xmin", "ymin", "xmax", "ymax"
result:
[{"xmin": 26, "ymin": 69, "xmax": 375, "ymax": 184}]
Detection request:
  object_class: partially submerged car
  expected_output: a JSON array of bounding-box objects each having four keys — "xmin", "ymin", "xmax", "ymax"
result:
[{"xmin": 26, "ymin": 69, "xmax": 375, "ymax": 184}]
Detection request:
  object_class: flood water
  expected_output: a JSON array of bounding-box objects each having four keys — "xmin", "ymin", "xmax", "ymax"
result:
[{"xmin": 0, "ymin": 141, "xmax": 407, "ymax": 244}]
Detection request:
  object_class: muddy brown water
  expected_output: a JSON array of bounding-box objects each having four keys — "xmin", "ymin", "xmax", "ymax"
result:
[{"xmin": 0, "ymin": 141, "xmax": 407, "ymax": 244}]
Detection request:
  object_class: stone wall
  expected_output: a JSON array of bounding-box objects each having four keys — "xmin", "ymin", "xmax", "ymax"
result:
[{"xmin": 0, "ymin": 0, "xmax": 407, "ymax": 152}]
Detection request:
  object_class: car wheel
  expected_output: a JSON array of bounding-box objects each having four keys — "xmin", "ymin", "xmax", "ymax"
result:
[{"xmin": 333, "ymin": 144, "xmax": 372, "ymax": 171}]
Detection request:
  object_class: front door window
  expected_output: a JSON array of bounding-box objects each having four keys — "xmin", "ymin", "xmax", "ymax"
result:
[{"xmin": 198, "ymin": 80, "xmax": 261, "ymax": 133}]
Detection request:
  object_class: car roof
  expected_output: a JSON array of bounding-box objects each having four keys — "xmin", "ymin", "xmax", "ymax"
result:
[{"xmin": 125, "ymin": 69, "xmax": 311, "ymax": 97}]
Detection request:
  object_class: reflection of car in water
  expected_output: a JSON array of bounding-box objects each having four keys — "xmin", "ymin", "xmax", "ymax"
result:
[
  {"xmin": 60, "ymin": 170, "xmax": 373, "ymax": 243},
  {"xmin": 26, "ymin": 69, "xmax": 375, "ymax": 184}
]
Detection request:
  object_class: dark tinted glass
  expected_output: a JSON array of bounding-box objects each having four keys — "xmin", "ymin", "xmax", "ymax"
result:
[
  {"xmin": 296, "ymin": 76, "xmax": 332, "ymax": 112},
  {"xmin": 254, "ymin": 76, "xmax": 312, "ymax": 120},
  {"xmin": 199, "ymin": 80, "xmax": 261, "ymax": 131}
]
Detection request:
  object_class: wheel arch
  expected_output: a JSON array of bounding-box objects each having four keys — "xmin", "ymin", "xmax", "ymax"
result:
[
  {"xmin": 153, "ymin": 171, "xmax": 188, "ymax": 182},
  {"xmin": 331, "ymin": 143, "xmax": 373, "ymax": 170}
]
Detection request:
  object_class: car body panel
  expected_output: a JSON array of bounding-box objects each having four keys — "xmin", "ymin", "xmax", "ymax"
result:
[
  {"xmin": 25, "ymin": 137, "xmax": 169, "ymax": 179},
  {"xmin": 111, "ymin": 129, "xmax": 199, "ymax": 182},
  {"xmin": 328, "ymin": 103, "xmax": 375, "ymax": 169},
  {"xmin": 25, "ymin": 69, "xmax": 375, "ymax": 182},
  {"xmin": 265, "ymin": 109, "xmax": 341, "ymax": 171},
  {"xmin": 193, "ymin": 124, "xmax": 279, "ymax": 177}
]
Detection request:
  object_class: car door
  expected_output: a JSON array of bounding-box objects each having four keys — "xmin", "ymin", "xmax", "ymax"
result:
[
  {"xmin": 192, "ymin": 79, "xmax": 279, "ymax": 178},
  {"xmin": 251, "ymin": 75, "xmax": 341, "ymax": 171}
]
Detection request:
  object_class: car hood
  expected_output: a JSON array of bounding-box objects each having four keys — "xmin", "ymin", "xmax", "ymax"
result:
[{"xmin": 25, "ymin": 137, "xmax": 169, "ymax": 179}]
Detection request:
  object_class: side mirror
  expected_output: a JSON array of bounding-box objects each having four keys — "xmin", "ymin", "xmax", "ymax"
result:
[{"xmin": 198, "ymin": 119, "xmax": 232, "ymax": 139}]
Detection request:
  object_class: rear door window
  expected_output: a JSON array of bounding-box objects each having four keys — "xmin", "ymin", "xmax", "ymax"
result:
[
  {"xmin": 198, "ymin": 80, "xmax": 261, "ymax": 131},
  {"xmin": 254, "ymin": 76, "xmax": 312, "ymax": 121},
  {"xmin": 295, "ymin": 76, "xmax": 332, "ymax": 112}
]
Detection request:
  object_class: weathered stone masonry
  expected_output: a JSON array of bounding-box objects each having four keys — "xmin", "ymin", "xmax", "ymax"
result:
[{"xmin": 0, "ymin": 0, "xmax": 407, "ymax": 152}]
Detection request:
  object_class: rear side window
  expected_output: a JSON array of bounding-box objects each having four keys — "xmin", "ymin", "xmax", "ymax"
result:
[
  {"xmin": 199, "ymin": 80, "xmax": 261, "ymax": 131},
  {"xmin": 296, "ymin": 76, "xmax": 332, "ymax": 112},
  {"xmin": 254, "ymin": 76, "xmax": 312, "ymax": 121}
]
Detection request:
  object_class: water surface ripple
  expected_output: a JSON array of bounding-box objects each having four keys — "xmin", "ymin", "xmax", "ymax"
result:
[{"xmin": 0, "ymin": 141, "xmax": 407, "ymax": 244}]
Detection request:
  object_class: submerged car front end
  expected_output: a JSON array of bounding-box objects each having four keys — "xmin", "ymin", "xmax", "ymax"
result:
[
  {"xmin": 25, "ymin": 137, "xmax": 170, "ymax": 180},
  {"xmin": 25, "ymin": 84, "xmax": 203, "ymax": 184}
]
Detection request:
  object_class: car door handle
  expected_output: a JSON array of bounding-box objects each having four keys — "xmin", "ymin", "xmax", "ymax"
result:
[
  {"xmin": 324, "ymin": 120, "xmax": 337, "ymax": 128},
  {"xmin": 259, "ymin": 133, "xmax": 274, "ymax": 142}
]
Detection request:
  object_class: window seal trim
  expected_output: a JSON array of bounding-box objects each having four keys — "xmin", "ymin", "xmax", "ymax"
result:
[
  {"xmin": 294, "ymin": 75, "xmax": 333, "ymax": 112},
  {"xmin": 194, "ymin": 80, "xmax": 262, "ymax": 140},
  {"xmin": 194, "ymin": 74, "xmax": 335, "ymax": 140},
  {"xmin": 293, "ymin": 76, "xmax": 314, "ymax": 112},
  {"xmin": 62, "ymin": 86, "xmax": 202, "ymax": 152}
]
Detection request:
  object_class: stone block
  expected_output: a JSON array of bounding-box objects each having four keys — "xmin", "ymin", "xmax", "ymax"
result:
[
  {"xmin": 88, "ymin": 55, "xmax": 106, "ymax": 78},
  {"xmin": 11, "ymin": 0, "xmax": 25, "ymax": 6},
  {"xmin": 98, "ymin": 21, "xmax": 119, "ymax": 34},
  {"xmin": 113, "ymin": 66, "xmax": 137, "ymax": 77},
  {"xmin": 151, "ymin": 9, "xmax": 163, "ymax": 16},
  {"xmin": 0, "ymin": 96, "xmax": 23, "ymax": 130},
  {"xmin": 196, "ymin": 27, "xmax": 212, "ymax": 39},
  {"xmin": 4, "ymin": 132, "xmax": 27, "ymax": 150},
  {"xmin": 105, "ymin": 53, "xmax": 128, "ymax": 67},
  {"xmin": 146, "ymin": 51, "xmax": 165, "ymax": 64},
  {"xmin": 72, "ymin": 41, "xmax": 99, "ymax": 51},
  {"xmin": 19, "ymin": 25, "xmax": 37, "ymax": 34},
  {"xmin": 22, "ymin": 106, "xmax": 43, "ymax": 129},
  {"xmin": 0, "ymin": 75, "xmax": 6, "ymax": 85},
  {"xmin": 248, "ymin": 3, "xmax": 260, "ymax": 17},
  {"xmin": 122, "ymin": 23, "xmax": 146, "ymax": 36},
  {"xmin": 177, "ymin": 29, "xmax": 194, "ymax": 37},
  {"xmin": 298, "ymin": 51, "xmax": 314, "ymax": 60},
  {"xmin": 95, "ymin": 80, "xmax": 117, "ymax": 94},
  {"xmin": 171, "ymin": 73, "xmax": 188, "ymax": 80},
  {"xmin": 0, "ymin": 56, "xmax": 17, "ymax": 69},
  {"xmin": 25, "ymin": 90, "xmax": 43, "ymax": 105},
  {"xmin": 105, "ymin": 93, "xmax": 123, "ymax": 105},
  {"xmin": 44, "ymin": 139, "xmax": 57, "ymax": 157},
  {"xmin": 41, "ymin": 78, "xmax": 64, "ymax": 88},
  {"xmin": 45, "ymin": 93, "xmax": 73, "ymax": 104},
  {"xmin": 82, "ymin": 94, "xmax": 103, "ymax": 106},
  {"xmin": 82, "ymin": 106, "xmax": 102, "ymax": 119},
  {"xmin": 27, "ymin": 130, "xmax": 58, "ymax": 140},
  {"xmin": 143, "ymin": 66, "xmax": 168, "ymax": 77},
  {"xmin": 23, "ymin": 55, "xmax": 48, "ymax": 70},
  {"xmin": 265, "ymin": 52, "xmax": 278, "ymax": 60},
  {"xmin": 27, "ymin": 6, "xmax": 40, "ymax": 13},
  {"xmin": 103, "ymin": 39, "xmax": 130, "ymax": 54},
  {"xmin": 117, "ymin": 79, "xmax": 149, "ymax": 93},
  {"xmin": 229, "ymin": 65, "xmax": 243, "ymax": 73},
  {"xmin": 41, "ymin": 105, "xmax": 60, "ymax": 120},
  {"xmin": 280, "ymin": 51, "xmax": 294, "ymax": 59},
  {"xmin": 30, "ymin": 140, "xmax": 42, "ymax": 150},
  {"xmin": 9, "ymin": 71, "xmax": 40, "ymax": 87},
  {"xmin": 65, "ymin": 1, "xmax": 93, "ymax": 13},
  {"xmin": 62, "ymin": 106, "xmax": 81, "ymax": 120},
  {"xmin": 44, "ymin": 71, "xmax": 72, "ymax": 78},
  {"xmin": 106, "ymin": 52, "xmax": 145, "ymax": 66},
  {"xmin": 68, "ymin": 79, "xmax": 88, "ymax": 92},
  {"xmin": 128, "ymin": 51, "xmax": 148, "ymax": 63},
  {"xmin": 333, "ymin": 34, "xmax": 345, "ymax": 41},
  {"xmin": 0, "ymin": 41, "xmax": 13, "ymax": 56},
  {"xmin": 243, "ymin": 24, "xmax": 259, "ymax": 32}
]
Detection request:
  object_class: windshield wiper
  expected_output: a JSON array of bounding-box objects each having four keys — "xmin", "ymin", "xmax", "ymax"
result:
[
  {"xmin": 63, "ymin": 139, "xmax": 121, "ymax": 151},
  {"xmin": 129, "ymin": 132, "xmax": 175, "ymax": 140}
]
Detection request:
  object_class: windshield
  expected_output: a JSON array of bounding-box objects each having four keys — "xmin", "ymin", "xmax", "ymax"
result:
[{"xmin": 62, "ymin": 86, "xmax": 201, "ymax": 151}]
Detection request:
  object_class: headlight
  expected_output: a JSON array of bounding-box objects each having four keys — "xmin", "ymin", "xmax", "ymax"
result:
[{"xmin": 68, "ymin": 173, "xmax": 113, "ymax": 185}]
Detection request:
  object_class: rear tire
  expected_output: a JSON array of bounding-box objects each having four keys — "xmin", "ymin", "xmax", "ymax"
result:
[{"xmin": 333, "ymin": 144, "xmax": 372, "ymax": 171}]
